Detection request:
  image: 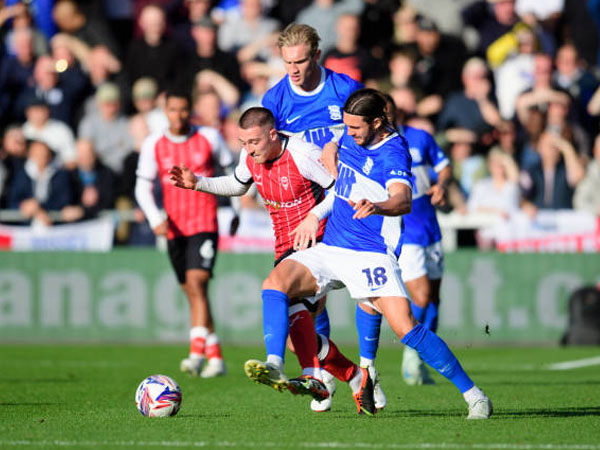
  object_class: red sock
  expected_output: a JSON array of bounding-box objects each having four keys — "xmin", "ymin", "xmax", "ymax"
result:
[
  {"xmin": 190, "ymin": 337, "xmax": 206, "ymax": 357},
  {"xmin": 320, "ymin": 336, "xmax": 358, "ymax": 382},
  {"xmin": 288, "ymin": 309, "xmax": 321, "ymax": 371},
  {"xmin": 205, "ymin": 333, "xmax": 223, "ymax": 360}
]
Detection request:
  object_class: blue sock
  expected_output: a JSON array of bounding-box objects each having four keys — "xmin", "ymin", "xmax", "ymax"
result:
[
  {"xmin": 422, "ymin": 302, "xmax": 439, "ymax": 332},
  {"xmin": 314, "ymin": 307, "xmax": 331, "ymax": 338},
  {"xmin": 410, "ymin": 302, "xmax": 426, "ymax": 323},
  {"xmin": 262, "ymin": 289, "xmax": 289, "ymax": 362},
  {"xmin": 401, "ymin": 323, "xmax": 474, "ymax": 393},
  {"xmin": 355, "ymin": 304, "xmax": 382, "ymax": 360}
]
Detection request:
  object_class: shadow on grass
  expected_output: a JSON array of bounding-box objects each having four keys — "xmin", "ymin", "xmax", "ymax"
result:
[
  {"xmin": 0, "ymin": 378, "xmax": 78, "ymax": 383},
  {"xmin": 495, "ymin": 406, "xmax": 600, "ymax": 418}
]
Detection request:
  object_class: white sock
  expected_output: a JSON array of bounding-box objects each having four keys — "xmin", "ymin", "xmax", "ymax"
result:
[
  {"xmin": 206, "ymin": 333, "xmax": 219, "ymax": 346},
  {"xmin": 266, "ymin": 354, "xmax": 284, "ymax": 371},
  {"xmin": 360, "ymin": 357, "xmax": 374, "ymax": 367},
  {"xmin": 302, "ymin": 367, "xmax": 323, "ymax": 380},
  {"xmin": 348, "ymin": 367, "xmax": 364, "ymax": 394},
  {"xmin": 320, "ymin": 369, "xmax": 335, "ymax": 383},
  {"xmin": 190, "ymin": 326, "xmax": 209, "ymax": 340},
  {"xmin": 463, "ymin": 386, "xmax": 486, "ymax": 404}
]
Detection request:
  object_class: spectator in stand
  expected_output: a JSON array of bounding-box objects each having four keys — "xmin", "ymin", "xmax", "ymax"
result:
[
  {"xmin": 129, "ymin": 77, "xmax": 168, "ymax": 139},
  {"xmin": 194, "ymin": 69, "xmax": 240, "ymax": 111},
  {"xmin": 296, "ymin": 0, "xmax": 364, "ymax": 56},
  {"xmin": 437, "ymin": 57, "xmax": 502, "ymax": 137},
  {"xmin": 493, "ymin": 27, "xmax": 536, "ymax": 120},
  {"xmin": 78, "ymin": 83, "xmax": 134, "ymax": 178},
  {"xmin": 22, "ymin": 95, "xmax": 77, "ymax": 167},
  {"xmin": 217, "ymin": 0, "xmax": 279, "ymax": 59},
  {"xmin": 574, "ymin": 134, "xmax": 600, "ymax": 216},
  {"xmin": 172, "ymin": 0, "xmax": 214, "ymax": 55},
  {"xmin": 238, "ymin": 61, "xmax": 270, "ymax": 112},
  {"xmin": 445, "ymin": 127, "xmax": 487, "ymax": 198},
  {"xmin": 561, "ymin": 0, "xmax": 599, "ymax": 68},
  {"xmin": 553, "ymin": 43, "xmax": 599, "ymax": 134},
  {"xmin": 406, "ymin": 0, "xmax": 474, "ymax": 38},
  {"xmin": 323, "ymin": 14, "xmax": 374, "ymax": 83},
  {"xmin": 411, "ymin": 15, "xmax": 467, "ymax": 119},
  {"xmin": 0, "ymin": 1, "xmax": 47, "ymax": 57},
  {"xmin": 126, "ymin": 4, "xmax": 181, "ymax": 92},
  {"xmin": 0, "ymin": 125, "xmax": 27, "ymax": 208},
  {"xmin": 52, "ymin": 0, "xmax": 121, "ymax": 58},
  {"xmin": 545, "ymin": 96, "xmax": 590, "ymax": 160},
  {"xmin": 462, "ymin": 0, "xmax": 520, "ymax": 57},
  {"xmin": 391, "ymin": 5, "xmax": 419, "ymax": 48},
  {"xmin": 181, "ymin": 17, "xmax": 244, "ymax": 92},
  {"xmin": 491, "ymin": 120, "xmax": 521, "ymax": 161},
  {"xmin": 468, "ymin": 148, "xmax": 521, "ymax": 218},
  {"xmin": 358, "ymin": 0, "xmax": 398, "ymax": 70},
  {"xmin": 82, "ymin": 45, "xmax": 126, "ymax": 116},
  {"xmin": 8, "ymin": 140, "xmax": 73, "ymax": 226},
  {"xmin": 62, "ymin": 139, "xmax": 116, "ymax": 222},
  {"xmin": 515, "ymin": 53, "xmax": 570, "ymax": 127},
  {"xmin": 520, "ymin": 131, "xmax": 585, "ymax": 210},
  {"xmin": 18, "ymin": 54, "xmax": 84, "ymax": 128},
  {"xmin": 0, "ymin": 27, "xmax": 36, "ymax": 126},
  {"xmin": 192, "ymin": 89, "xmax": 224, "ymax": 129}
]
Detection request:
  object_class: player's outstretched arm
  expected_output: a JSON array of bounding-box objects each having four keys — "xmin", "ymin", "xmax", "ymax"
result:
[
  {"xmin": 349, "ymin": 183, "xmax": 412, "ymax": 219},
  {"xmin": 320, "ymin": 141, "xmax": 339, "ymax": 178},
  {"xmin": 168, "ymin": 165, "xmax": 197, "ymax": 190}
]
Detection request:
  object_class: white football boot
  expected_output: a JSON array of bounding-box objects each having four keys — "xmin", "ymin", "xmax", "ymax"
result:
[
  {"xmin": 200, "ymin": 358, "xmax": 226, "ymax": 378},
  {"xmin": 402, "ymin": 346, "xmax": 435, "ymax": 385},
  {"xmin": 367, "ymin": 365, "xmax": 387, "ymax": 410},
  {"xmin": 467, "ymin": 396, "xmax": 493, "ymax": 419},
  {"xmin": 310, "ymin": 369, "xmax": 336, "ymax": 412},
  {"xmin": 180, "ymin": 355, "xmax": 205, "ymax": 376}
]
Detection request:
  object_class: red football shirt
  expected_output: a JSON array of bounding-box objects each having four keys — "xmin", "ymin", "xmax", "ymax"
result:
[
  {"xmin": 234, "ymin": 136, "xmax": 335, "ymax": 258},
  {"xmin": 137, "ymin": 126, "xmax": 233, "ymax": 239}
]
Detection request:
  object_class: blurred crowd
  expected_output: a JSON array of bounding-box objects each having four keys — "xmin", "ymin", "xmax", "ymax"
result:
[{"xmin": 1, "ymin": 0, "xmax": 600, "ymax": 246}]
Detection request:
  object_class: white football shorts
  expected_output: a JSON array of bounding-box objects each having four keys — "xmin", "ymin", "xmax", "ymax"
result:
[
  {"xmin": 397, "ymin": 241, "xmax": 444, "ymax": 282},
  {"xmin": 286, "ymin": 243, "xmax": 409, "ymax": 303}
]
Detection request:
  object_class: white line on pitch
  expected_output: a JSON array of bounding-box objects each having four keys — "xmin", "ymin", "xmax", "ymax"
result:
[
  {"xmin": 2, "ymin": 441, "xmax": 600, "ymax": 449},
  {"xmin": 546, "ymin": 356, "xmax": 600, "ymax": 371}
]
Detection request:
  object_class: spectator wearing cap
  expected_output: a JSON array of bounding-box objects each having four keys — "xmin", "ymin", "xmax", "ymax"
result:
[
  {"xmin": 7, "ymin": 140, "xmax": 73, "ymax": 227},
  {"xmin": 63, "ymin": 139, "xmax": 117, "ymax": 222},
  {"xmin": 445, "ymin": 127, "xmax": 487, "ymax": 198},
  {"xmin": 181, "ymin": 16, "xmax": 244, "ymax": 92},
  {"xmin": 22, "ymin": 95, "xmax": 77, "ymax": 167},
  {"xmin": 410, "ymin": 14, "xmax": 467, "ymax": 118},
  {"xmin": 217, "ymin": 0, "xmax": 279, "ymax": 60},
  {"xmin": 78, "ymin": 83, "xmax": 134, "ymax": 177},
  {"xmin": 438, "ymin": 57, "xmax": 502, "ymax": 138},
  {"xmin": 129, "ymin": 77, "xmax": 168, "ymax": 154},
  {"xmin": 126, "ymin": 4, "xmax": 182, "ymax": 92}
]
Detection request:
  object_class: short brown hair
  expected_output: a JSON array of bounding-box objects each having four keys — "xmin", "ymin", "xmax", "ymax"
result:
[
  {"xmin": 239, "ymin": 107, "xmax": 275, "ymax": 130},
  {"xmin": 277, "ymin": 23, "xmax": 320, "ymax": 56}
]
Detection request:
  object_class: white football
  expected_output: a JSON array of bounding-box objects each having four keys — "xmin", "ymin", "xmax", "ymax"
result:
[{"xmin": 135, "ymin": 374, "xmax": 182, "ymax": 417}]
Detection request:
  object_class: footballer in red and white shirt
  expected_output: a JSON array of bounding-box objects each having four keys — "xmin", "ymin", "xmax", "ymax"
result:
[
  {"xmin": 135, "ymin": 89, "xmax": 234, "ymax": 379},
  {"xmin": 168, "ymin": 107, "xmax": 370, "ymax": 413}
]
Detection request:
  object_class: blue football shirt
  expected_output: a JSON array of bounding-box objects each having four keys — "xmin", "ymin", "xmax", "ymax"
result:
[{"xmin": 323, "ymin": 131, "xmax": 413, "ymax": 257}]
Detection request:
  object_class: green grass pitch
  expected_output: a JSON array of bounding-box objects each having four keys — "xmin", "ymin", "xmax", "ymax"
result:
[{"xmin": 1, "ymin": 344, "xmax": 599, "ymax": 449}]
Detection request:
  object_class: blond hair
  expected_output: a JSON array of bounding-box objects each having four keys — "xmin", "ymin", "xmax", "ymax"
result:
[{"xmin": 277, "ymin": 23, "xmax": 320, "ymax": 56}]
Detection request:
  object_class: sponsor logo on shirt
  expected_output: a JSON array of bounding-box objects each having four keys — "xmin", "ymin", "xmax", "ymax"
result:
[
  {"xmin": 264, "ymin": 197, "xmax": 302, "ymax": 209},
  {"xmin": 389, "ymin": 169, "xmax": 410, "ymax": 178},
  {"xmin": 286, "ymin": 115, "xmax": 302, "ymax": 124}
]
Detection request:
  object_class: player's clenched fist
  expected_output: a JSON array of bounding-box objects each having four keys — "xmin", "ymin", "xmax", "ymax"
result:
[{"xmin": 169, "ymin": 164, "xmax": 197, "ymax": 190}]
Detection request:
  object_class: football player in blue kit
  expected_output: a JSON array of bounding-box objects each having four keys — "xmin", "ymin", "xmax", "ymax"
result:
[
  {"xmin": 261, "ymin": 23, "xmax": 387, "ymax": 412},
  {"xmin": 270, "ymin": 88, "xmax": 493, "ymax": 419}
]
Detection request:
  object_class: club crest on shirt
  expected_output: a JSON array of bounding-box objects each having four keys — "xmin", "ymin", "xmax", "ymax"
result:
[
  {"xmin": 362, "ymin": 157, "xmax": 373, "ymax": 175},
  {"xmin": 280, "ymin": 176, "xmax": 289, "ymax": 190},
  {"xmin": 328, "ymin": 105, "xmax": 342, "ymax": 121},
  {"xmin": 254, "ymin": 173, "xmax": 263, "ymax": 185}
]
